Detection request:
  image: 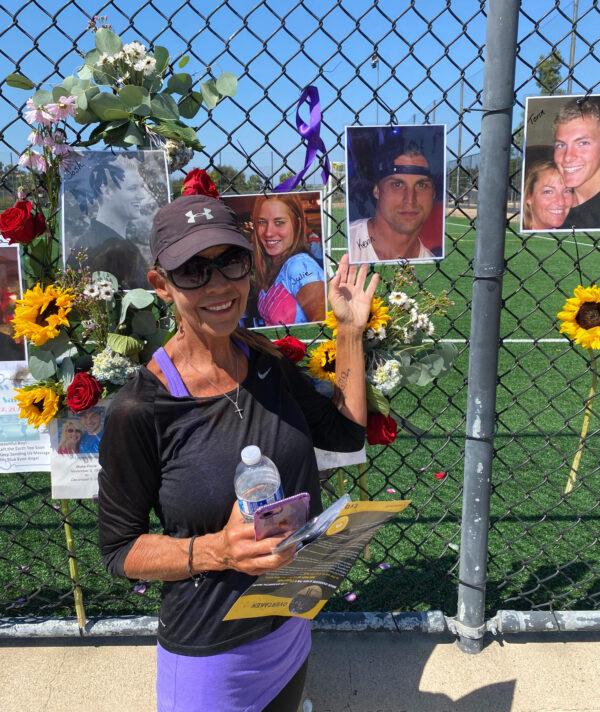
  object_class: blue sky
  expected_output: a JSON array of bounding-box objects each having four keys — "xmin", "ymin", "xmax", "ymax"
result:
[{"xmin": 0, "ymin": 0, "xmax": 598, "ymax": 182}]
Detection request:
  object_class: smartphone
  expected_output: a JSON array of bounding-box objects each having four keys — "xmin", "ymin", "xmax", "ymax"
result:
[
  {"xmin": 273, "ymin": 494, "xmax": 351, "ymax": 554},
  {"xmin": 254, "ymin": 492, "xmax": 310, "ymax": 541}
]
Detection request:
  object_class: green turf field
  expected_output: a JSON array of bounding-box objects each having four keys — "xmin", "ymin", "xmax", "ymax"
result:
[{"xmin": 1, "ymin": 213, "xmax": 598, "ymax": 618}]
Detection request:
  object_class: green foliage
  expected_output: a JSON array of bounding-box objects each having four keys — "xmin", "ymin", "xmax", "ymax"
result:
[
  {"xmin": 279, "ymin": 170, "xmax": 295, "ymax": 185},
  {"xmin": 106, "ymin": 332, "xmax": 144, "ymax": 359},
  {"xmin": 366, "ymin": 383, "xmax": 390, "ymax": 416},
  {"xmin": 536, "ymin": 50, "xmax": 565, "ymax": 95},
  {"xmin": 119, "ymin": 288, "xmax": 155, "ymax": 324},
  {"xmin": 3, "ymin": 30, "xmax": 237, "ymax": 153},
  {"xmin": 210, "ymin": 164, "xmax": 247, "ymax": 193},
  {"xmin": 5, "ymin": 72, "xmax": 35, "ymax": 90},
  {"xmin": 245, "ymin": 174, "xmax": 264, "ymax": 193},
  {"xmin": 28, "ymin": 348, "xmax": 58, "ymax": 381}
]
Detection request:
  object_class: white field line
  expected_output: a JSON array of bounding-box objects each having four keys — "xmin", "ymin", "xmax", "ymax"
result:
[{"xmin": 308, "ymin": 337, "xmax": 568, "ymax": 344}]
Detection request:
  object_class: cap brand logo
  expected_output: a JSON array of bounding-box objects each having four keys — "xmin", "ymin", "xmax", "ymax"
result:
[{"xmin": 185, "ymin": 208, "xmax": 214, "ymax": 224}]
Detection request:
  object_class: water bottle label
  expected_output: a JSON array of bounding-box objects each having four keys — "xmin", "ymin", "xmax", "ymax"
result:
[{"xmin": 238, "ymin": 485, "xmax": 284, "ymax": 519}]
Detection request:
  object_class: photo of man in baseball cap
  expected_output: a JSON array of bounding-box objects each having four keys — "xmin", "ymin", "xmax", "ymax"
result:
[{"xmin": 346, "ymin": 125, "xmax": 446, "ymax": 264}]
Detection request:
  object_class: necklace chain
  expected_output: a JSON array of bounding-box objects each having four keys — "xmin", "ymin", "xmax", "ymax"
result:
[{"xmin": 178, "ymin": 347, "xmax": 244, "ymax": 419}]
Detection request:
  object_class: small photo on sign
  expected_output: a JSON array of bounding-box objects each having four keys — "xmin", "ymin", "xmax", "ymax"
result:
[
  {"xmin": 61, "ymin": 150, "xmax": 170, "ymax": 289},
  {"xmin": 345, "ymin": 124, "xmax": 446, "ymax": 265},
  {"xmin": 521, "ymin": 94, "xmax": 600, "ymax": 232},
  {"xmin": 49, "ymin": 404, "xmax": 106, "ymax": 499},
  {"xmin": 221, "ymin": 191, "xmax": 326, "ymax": 328},
  {"xmin": 0, "ymin": 243, "xmax": 25, "ymax": 363}
]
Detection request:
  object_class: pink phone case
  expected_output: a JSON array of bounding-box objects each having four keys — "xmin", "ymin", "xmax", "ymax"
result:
[{"xmin": 254, "ymin": 492, "xmax": 310, "ymax": 541}]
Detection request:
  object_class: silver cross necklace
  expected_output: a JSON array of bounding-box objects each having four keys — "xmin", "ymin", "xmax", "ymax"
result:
[{"xmin": 178, "ymin": 346, "xmax": 244, "ymax": 419}]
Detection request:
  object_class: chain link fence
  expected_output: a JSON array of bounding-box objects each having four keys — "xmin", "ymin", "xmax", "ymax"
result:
[{"xmin": 0, "ymin": 0, "xmax": 599, "ymax": 630}]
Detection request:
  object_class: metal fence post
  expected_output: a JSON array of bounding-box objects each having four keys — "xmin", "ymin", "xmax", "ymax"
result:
[{"xmin": 456, "ymin": 0, "xmax": 520, "ymax": 654}]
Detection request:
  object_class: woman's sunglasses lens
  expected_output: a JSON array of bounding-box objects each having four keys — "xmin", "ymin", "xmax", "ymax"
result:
[
  {"xmin": 220, "ymin": 252, "xmax": 251, "ymax": 280},
  {"xmin": 170, "ymin": 250, "xmax": 251, "ymax": 288},
  {"xmin": 172, "ymin": 259, "xmax": 211, "ymax": 288}
]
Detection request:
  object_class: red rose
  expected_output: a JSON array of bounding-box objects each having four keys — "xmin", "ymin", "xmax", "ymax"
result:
[
  {"xmin": 182, "ymin": 169, "xmax": 219, "ymax": 198},
  {"xmin": 367, "ymin": 412, "xmax": 397, "ymax": 445},
  {"xmin": 0, "ymin": 201, "xmax": 46, "ymax": 245},
  {"xmin": 66, "ymin": 372, "xmax": 103, "ymax": 413},
  {"xmin": 274, "ymin": 335, "xmax": 307, "ymax": 363}
]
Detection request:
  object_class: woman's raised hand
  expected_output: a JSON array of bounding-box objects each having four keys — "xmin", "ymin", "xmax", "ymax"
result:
[
  {"xmin": 327, "ymin": 254, "xmax": 380, "ymax": 332},
  {"xmin": 212, "ymin": 503, "xmax": 296, "ymax": 576}
]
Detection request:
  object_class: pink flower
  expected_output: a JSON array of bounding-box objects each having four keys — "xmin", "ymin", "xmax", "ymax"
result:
[
  {"xmin": 434, "ymin": 471, "xmax": 447, "ymax": 480},
  {"xmin": 386, "ymin": 488, "xmax": 396, "ymax": 494},
  {"xmin": 52, "ymin": 142, "xmax": 70, "ymax": 156},
  {"xmin": 343, "ymin": 592, "xmax": 357, "ymax": 602},
  {"xmin": 46, "ymin": 95, "xmax": 77, "ymax": 121},
  {"xmin": 18, "ymin": 151, "xmax": 47, "ymax": 173},
  {"xmin": 23, "ymin": 98, "xmax": 55, "ymax": 126},
  {"xmin": 27, "ymin": 130, "xmax": 44, "ymax": 146}
]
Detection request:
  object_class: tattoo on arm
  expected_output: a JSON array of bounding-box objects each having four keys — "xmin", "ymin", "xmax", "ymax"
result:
[{"xmin": 333, "ymin": 368, "xmax": 351, "ymax": 408}]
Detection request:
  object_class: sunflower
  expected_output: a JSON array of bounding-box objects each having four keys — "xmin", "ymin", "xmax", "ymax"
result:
[
  {"xmin": 14, "ymin": 385, "xmax": 61, "ymax": 427},
  {"xmin": 323, "ymin": 309, "xmax": 338, "ymax": 333},
  {"xmin": 366, "ymin": 297, "xmax": 391, "ymax": 332},
  {"xmin": 12, "ymin": 284, "xmax": 74, "ymax": 347},
  {"xmin": 307, "ymin": 340, "xmax": 337, "ymax": 383},
  {"xmin": 557, "ymin": 285, "xmax": 600, "ymax": 350},
  {"xmin": 324, "ymin": 297, "xmax": 390, "ymax": 335}
]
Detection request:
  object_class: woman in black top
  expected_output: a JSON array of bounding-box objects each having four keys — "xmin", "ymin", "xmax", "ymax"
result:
[{"xmin": 98, "ymin": 194, "xmax": 378, "ymax": 711}]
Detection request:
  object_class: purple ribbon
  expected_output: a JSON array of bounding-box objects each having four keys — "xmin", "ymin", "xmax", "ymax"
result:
[{"xmin": 274, "ymin": 85, "xmax": 331, "ymax": 192}]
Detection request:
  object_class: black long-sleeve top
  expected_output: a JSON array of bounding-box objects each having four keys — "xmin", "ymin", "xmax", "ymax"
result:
[{"xmin": 98, "ymin": 346, "xmax": 365, "ymax": 656}]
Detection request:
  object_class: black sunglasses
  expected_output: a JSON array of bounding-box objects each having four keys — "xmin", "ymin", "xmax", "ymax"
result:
[{"xmin": 167, "ymin": 247, "xmax": 252, "ymax": 290}]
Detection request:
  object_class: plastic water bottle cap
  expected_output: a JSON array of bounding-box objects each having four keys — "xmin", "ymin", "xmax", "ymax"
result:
[{"xmin": 241, "ymin": 445, "xmax": 261, "ymax": 466}]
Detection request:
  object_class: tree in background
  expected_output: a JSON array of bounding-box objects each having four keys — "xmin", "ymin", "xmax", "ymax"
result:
[
  {"xmin": 278, "ymin": 171, "xmax": 294, "ymax": 186},
  {"xmin": 209, "ymin": 165, "xmax": 246, "ymax": 193},
  {"xmin": 513, "ymin": 49, "xmax": 565, "ymax": 153},
  {"xmin": 536, "ymin": 50, "xmax": 565, "ymax": 95},
  {"xmin": 245, "ymin": 174, "xmax": 264, "ymax": 193},
  {"xmin": 170, "ymin": 178, "xmax": 184, "ymax": 196}
]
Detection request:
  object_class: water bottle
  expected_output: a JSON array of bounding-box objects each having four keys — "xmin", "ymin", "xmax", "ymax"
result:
[{"xmin": 234, "ymin": 445, "xmax": 284, "ymax": 521}]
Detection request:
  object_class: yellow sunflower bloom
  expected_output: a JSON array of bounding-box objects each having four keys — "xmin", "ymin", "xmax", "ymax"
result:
[
  {"xmin": 557, "ymin": 285, "xmax": 600, "ymax": 350},
  {"xmin": 14, "ymin": 385, "xmax": 61, "ymax": 427},
  {"xmin": 12, "ymin": 284, "xmax": 74, "ymax": 347},
  {"xmin": 323, "ymin": 309, "xmax": 338, "ymax": 333},
  {"xmin": 324, "ymin": 297, "xmax": 390, "ymax": 335},
  {"xmin": 307, "ymin": 340, "xmax": 337, "ymax": 383},
  {"xmin": 366, "ymin": 296, "xmax": 390, "ymax": 332}
]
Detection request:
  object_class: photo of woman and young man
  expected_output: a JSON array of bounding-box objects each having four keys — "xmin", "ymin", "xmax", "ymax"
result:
[
  {"xmin": 55, "ymin": 407, "xmax": 104, "ymax": 456},
  {"xmin": 521, "ymin": 94, "xmax": 600, "ymax": 232},
  {"xmin": 222, "ymin": 191, "xmax": 326, "ymax": 328}
]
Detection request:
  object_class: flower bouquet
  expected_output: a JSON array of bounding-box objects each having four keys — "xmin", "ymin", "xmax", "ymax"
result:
[
  {"xmin": 12, "ymin": 259, "xmax": 171, "ymax": 427},
  {"xmin": 1, "ymin": 18, "xmax": 237, "ymax": 429},
  {"xmin": 307, "ymin": 264, "xmax": 456, "ymax": 446}
]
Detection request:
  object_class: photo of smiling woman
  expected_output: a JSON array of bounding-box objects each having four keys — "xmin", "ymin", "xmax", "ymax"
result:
[
  {"xmin": 223, "ymin": 191, "xmax": 327, "ymax": 328},
  {"xmin": 522, "ymin": 160, "xmax": 574, "ymax": 231},
  {"xmin": 252, "ymin": 194, "xmax": 326, "ymax": 326},
  {"xmin": 56, "ymin": 418, "xmax": 83, "ymax": 455}
]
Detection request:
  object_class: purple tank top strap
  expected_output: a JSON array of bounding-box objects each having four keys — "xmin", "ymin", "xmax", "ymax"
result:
[
  {"xmin": 152, "ymin": 340, "xmax": 250, "ymax": 398},
  {"xmin": 152, "ymin": 347, "xmax": 189, "ymax": 397}
]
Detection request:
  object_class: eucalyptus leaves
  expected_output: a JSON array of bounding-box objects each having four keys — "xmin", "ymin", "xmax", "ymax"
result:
[{"xmin": 7, "ymin": 26, "xmax": 237, "ymax": 152}]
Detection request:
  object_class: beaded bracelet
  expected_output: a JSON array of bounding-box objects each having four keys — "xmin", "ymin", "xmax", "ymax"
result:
[{"xmin": 187, "ymin": 534, "xmax": 207, "ymax": 587}]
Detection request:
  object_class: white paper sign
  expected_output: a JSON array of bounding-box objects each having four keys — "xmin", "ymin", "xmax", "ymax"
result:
[
  {"xmin": 0, "ymin": 363, "xmax": 51, "ymax": 473},
  {"xmin": 49, "ymin": 400, "xmax": 108, "ymax": 499},
  {"xmin": 314, "ymin": 446, "xmax": 367, "ymax": 471}
]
